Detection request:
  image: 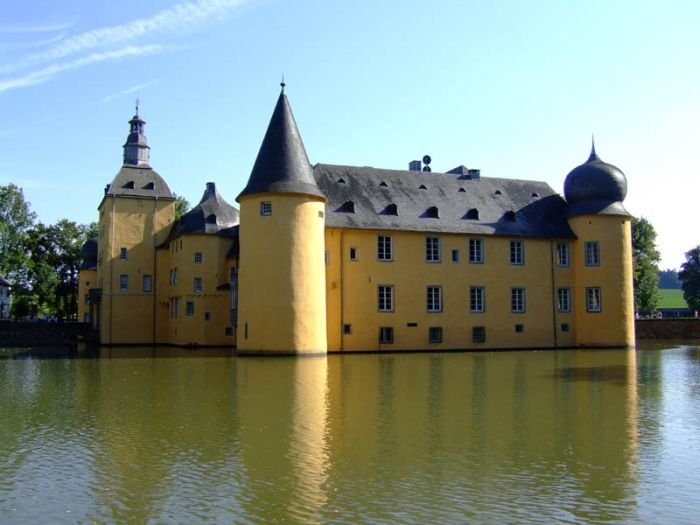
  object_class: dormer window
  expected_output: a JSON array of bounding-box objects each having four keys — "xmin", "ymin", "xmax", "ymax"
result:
[
  {"xmin": 123, "ymin": 181, "xmax": 135, "ymax": 189},
  {"xmin": 419, "ymin": 184, "xmax": 428, "ymax": 190},
  {"xmin": 424, "ymin": 206, "xmax": 439, "ymax": 219},
  {"xmin": 337, "ymin": 178, "xmax": 346, "ymax": 184},
  {"xmin": 531, "ymin": 192, "xmax": 540, "ymax": 198},
  {"xmin": 503, "ymin": 210, "xmax": 516, "ymax": 222},
  {"xmin": 205, "ymin": 214, "xmax": 217, "ymax": 224},
  {"xmin": 465, "ymin": 208, "xmax": 479, "ymax": 220},
  {"xmin": 337, "ymin": 201, "xmax": 355, "ymax": 213},
  {"xmin": 143, "ymin": 182, "xmax": 155, "ymax": 190},
  {"xmin": 379, "ymin": 181, "xmax": 388, "ymax": 187},
  {"xmin": 458, "ymin": 188, "xmax": 466, "ymax": 193},
  {"xmin": 381, "ymin": 203, "xmax": 398, "ymax": 216},
  {"xmin": 494, "ymin": 190, "xmax": 502, "ymax": 195}
]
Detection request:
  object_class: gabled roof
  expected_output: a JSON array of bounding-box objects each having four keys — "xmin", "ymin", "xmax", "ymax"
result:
[
  {"xmin": 315, "ymin": 164, "xmax": 575, "ymax": 238},
  {"xmin": 237, "ymin": 88, "xmax": 325, "ymax": 201},
  {"xmin": 167, "ymin": 182, "xmax": 239, "ymax": 241}
]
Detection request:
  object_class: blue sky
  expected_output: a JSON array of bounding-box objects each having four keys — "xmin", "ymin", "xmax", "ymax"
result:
[{"xmin": 0, "ymin": 0, "xmax": 697, "ymax": 268}]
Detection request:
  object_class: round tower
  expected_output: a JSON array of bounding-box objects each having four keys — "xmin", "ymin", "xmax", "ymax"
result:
[
  {"xmin": 564, "ymin": 142, "xmax": 634, "ymax": 348},
  {"xmin": 236, "ymin": 85, "xmax": 328, "ymax": 355}
]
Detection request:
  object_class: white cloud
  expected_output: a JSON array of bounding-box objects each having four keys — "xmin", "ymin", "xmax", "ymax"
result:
[
  {"xmin": 101, "ymin": 80, "xmax": 161, "ymax": 103},
  {"xmin": 0, "ymin": 22, "xmax": 74, "ymax": 34},
  {"xmin": 0, "ymin": 0, "xmax": 245, "ymax": 75},
  {"xmin": 0, "ymin": 45, "xmax": 169, "ymax": 94}
]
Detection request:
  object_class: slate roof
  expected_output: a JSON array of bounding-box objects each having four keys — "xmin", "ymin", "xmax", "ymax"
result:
[
  {"xmin": 237, "ymin": 88, "xmax": 325, "ymax": 201},
  {"xmin": 80, "ymin": 238, "xmax": 98, "ymax": 270},
  {"xmin": 105, "ymin": 165, "xmax": 174, "ymax": 200},
  {"xmin": 315, "ymin": 164, "xmax": 575, "ymax": 239},
  {"xmin": 167, "ymin": 182, "xmax": 239, "ymax": 241}
]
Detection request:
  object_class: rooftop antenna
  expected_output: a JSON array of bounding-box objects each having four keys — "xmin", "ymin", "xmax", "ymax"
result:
[{"xmin": 135, "ymin": 97, "xmax": 140, "ymax": 117}]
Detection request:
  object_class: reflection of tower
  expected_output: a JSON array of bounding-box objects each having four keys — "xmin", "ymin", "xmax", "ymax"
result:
[
  {"xmin": 564, "ymin": 143, "xmax": 634, "ymax": 347},
  {"xmin": 236, "ymin": 85, "xmax": 328, "ymax": 355},
  {"xmin": 96, "ymin": 105, "xmax": 176, "ymax": 344}
]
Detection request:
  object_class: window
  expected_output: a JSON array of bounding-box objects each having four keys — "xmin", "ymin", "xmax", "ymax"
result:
[
  {"xmin": 119, "ymin": 274, "xmax": 128, "ymax": 291},
  {"xmin": 186, "ymin": 301, "xmax": 194, "ymax": 316},
  {"xmin": 469, "ymin": 239, "xmax": 484, "ymax": 263},
  {"xmin": 426, "ymin": 237, "xmax": 441, "ymax": 262},
  {"xmin": 586, "ymin": 287, "xmax": 602, "ymax": 312},
  {"xmin": 171, "ymin": 297, "xmax": 179, "ymax": 319},
  {"xmin": 260, "ymin": 201, "xmax": 272, "ymax": 216},
  {"xmin": 143, "ymin": 275, "xmax": 152, "ymax": 292},
  {"xmin": 429, "ymin": 326, "xmax": 443, "ymax": 343},
  {"xmin": 204, "ymin": 312, "xmax": 211, "ymax": 321},
  {"xmin": 193, "ymin": 277, "xmax": 202, "ymax": 293},
  {"xmin": 378, "ymin": 285, "xmax": 394, "ymax": 312},
  {"xmin": 470, "ymin": 287, "xmax": 485, "ymax": 313},
  {"xmin": 194, "ymin": 252, "xmax": 203, "ymax": 264},
  {"xmin": 452, "ymin": 249, "xmax": 459, "ymax": 263},
  {"xmin": 427, "ymin": 286, "xmax": 442, "ymax": 312},
  {"xmin": 557, "ymin": 243, "xmax": 570, "ymax": 267},
  {"xmin": 511, "ymin": 288, "xmax": 526, "ymax": 313},
  {"xmin": 561, "ymin": 323, "xmax": 570, "ymax": 332},
  {"xmin": 377, "ymin": 235, "xmax": 392, "ymax": 261},
  {"xmin": 515, "ymin": 324, "xmax": 524, "ymax": 333},
  {"xmin": 120, "ymin": 247, "xmax": 128, "ymax": 260},
  {"xmin": 585, "ymin": 241, "xmax": 600, "ymax": 266},
  {"xmin": 558, "ymin": 288, "xmax": 571, "ymax": 312},
  {"xmin": 84, "ymin": 293, "xmax": 89, "ymax": 305},
  {"xmin": 510, "ymin": 240, "xmax": 524, "ymax": 265},
  {"xmin": 379, "ymin": 326, "xmax": 394, "ymax": 344},
  {"xmin": 473, "ymin": 326, "xmax": 486, "ymax": 343},
  {"xmin": 349, "ymin": 247, "xmax": 358, "ymax": 261},
  {"xmin": 343, "ymin": 324, "xmax": 352, "ymax": 334},
  {"xmin": 173, "ymin": 268, "xmax": 178, "ymax": 285}
]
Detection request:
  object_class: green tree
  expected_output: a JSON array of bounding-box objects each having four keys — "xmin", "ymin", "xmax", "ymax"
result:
[
  {"xmin": 0, "ymin": 183, "xmax": 36, "ymax": 285},
  {"xmin": 679, "ymin": 246, "xmax": 700, "ymax": 313},
  {"xmin": 175, "ymin": 195, "xmax": 190, "ymax": 220},
  {"xmin": 632, "ymin": 217, "xmax": 661, "ymax": 313}
]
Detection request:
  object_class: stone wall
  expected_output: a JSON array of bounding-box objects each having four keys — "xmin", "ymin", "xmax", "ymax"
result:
[
  {"xmin": 0, "ymin": 321, "xmax": 95, "ymax": 347},
  {"xmin": 636, "ymin": 319, "xmax": 700, "ymax": 340}
]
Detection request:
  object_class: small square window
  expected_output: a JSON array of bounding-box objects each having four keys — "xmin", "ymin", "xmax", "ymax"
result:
[
  {"xmin": 260, "ymin": 201, "xmax": 272, "ymax": 216},
  {"xmin": 225, "ymin": 327, "xmax": 233, "ymax": 336},
  {"xmin": 194, "ymin": 252, "xmax": 203, "ymax": 264},
  {"xmin": 515, "ymin": 324, "xmax": 524, "ymax": 333},
  {"xmin": 561, "ymin": 323, "xmax": 570, "ymax": 332},
  {"xmin": 343, "ymin": 324, "xmax": 352, "ymax": 334},
  {"xmin": 473, "ymin": 326, "xmax": 486, "ymax": 343},
  {"xmin": 379, "ymin": 326, "xmax": 394, "ymax": 344},
  {"xmin": 429, "ymin": 326, "xmax": 443, "ymax": 343}
]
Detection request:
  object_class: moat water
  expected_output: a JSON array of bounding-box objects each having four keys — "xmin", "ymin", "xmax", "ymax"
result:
[{"xmin": 1, "ymin": 344, "xmax": 699, "ymax": 524}]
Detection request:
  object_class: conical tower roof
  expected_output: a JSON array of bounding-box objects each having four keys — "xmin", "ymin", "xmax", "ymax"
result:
[{"xmin": 237, "ymin": 86, "xmax": 325, "ymax": 201}]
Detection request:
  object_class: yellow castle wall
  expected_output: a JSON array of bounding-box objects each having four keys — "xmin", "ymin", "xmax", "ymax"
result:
[{"xmin": 237, "ymin": 193, "xmax": 327, "ymax": 355}]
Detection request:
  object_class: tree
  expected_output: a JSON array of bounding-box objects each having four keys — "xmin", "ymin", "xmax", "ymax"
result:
[
  {"xmin": 0, "ymin": 184, "xmax": 36, "ymax": 284},
  {"xmin": 175, "ymin": 195, "xmax": 190, "ymax": 220},
  {"xmin": 658, "ymin": 269, "xmax": 681, "ymax": 289},
  {"xmin": 631, "ymin": 217, "xmax": 661, "ymax": 313},
  {"xmin": 679, "ymin": 246, "xmax": 700, "ymax": 313}
]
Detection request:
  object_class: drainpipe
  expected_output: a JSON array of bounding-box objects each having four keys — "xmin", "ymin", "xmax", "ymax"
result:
[{"xmin": 550, "ymin": 240, "xmax": 558, "ymax": 348}]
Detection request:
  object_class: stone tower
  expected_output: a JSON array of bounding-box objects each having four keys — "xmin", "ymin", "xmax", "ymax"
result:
[
  {"xmin": 236, "ymin": 86, "xmax": 328, "ymax": 355},
  {"xmin": 564, "ymin": 143, "xmax": 635, "ymax": 347}
]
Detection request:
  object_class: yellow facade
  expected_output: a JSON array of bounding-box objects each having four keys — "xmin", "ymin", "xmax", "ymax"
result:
[
  {"xmin": 237, "ymin": 194, "xmax": 328, "ymax": 355},
  {"xmin": 96, "ymin": 195, "xmax": 174, "ymax": 344},
  {"xmin": 569, "ymin": 215, "xmax": 635, "ymax": 347},
  {"xmin": 78, "ymin": 268, "xmax": 96, "ymax": 322}
]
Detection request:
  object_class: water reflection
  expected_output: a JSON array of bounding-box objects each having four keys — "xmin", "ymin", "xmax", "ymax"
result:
[{"xmin": 3, "ymin": 347, "xmax": 699, "ymax": 523}]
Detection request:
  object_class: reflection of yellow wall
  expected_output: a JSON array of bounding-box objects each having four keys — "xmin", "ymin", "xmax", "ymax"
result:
[
  {"xmin": 237, "ymin": 194, "xmax": 327, "ymax": 355},
  {"xmin": 570, "ymin": 215, "xmax": 635, "ymax": 347},
  {"xmin": 161, "ymin": 233, "xmax": 236, "ymax": 346},
  {"xmin": 325, "ymin": 228, "xmax": 576, "ymax": 351},
  {"xmin": 78, "ymin": 268, "xmax": 96, "ymax": 322},
  {"xmin": 96, "ymin": 195, "xmax": 174, "ymax": 344}
]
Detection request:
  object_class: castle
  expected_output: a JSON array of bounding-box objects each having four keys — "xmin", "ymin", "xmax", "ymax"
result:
[{"xmin": 79, "ymin": 86, "xmax": 635, "ymax": 354}]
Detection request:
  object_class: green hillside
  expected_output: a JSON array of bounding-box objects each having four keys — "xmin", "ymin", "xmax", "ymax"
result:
[{"xmin": 658, "ymin": 288, "xmax": 688, "ymax": 309}]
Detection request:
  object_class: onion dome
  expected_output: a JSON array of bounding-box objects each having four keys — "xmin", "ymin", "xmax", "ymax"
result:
[
  {"xmin": 564, "ymin": 142, "xmax": 630, "ymax": 217},
  {"xmin": 80, "ymin": 238, "xmax": 98, "ymax": 270}
]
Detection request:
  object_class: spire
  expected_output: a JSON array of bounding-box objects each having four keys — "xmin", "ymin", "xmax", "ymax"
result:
[
  {"xmin": 122, "ymin": 104, "xmax": 151, "ymax": 167},
  {"xmin": 237, "ymin": 87, "xmax": 325, "ymax": 201},
  {"xmin": 587, "ymin": 135, "xmax": 600, "ymax": 162}
]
